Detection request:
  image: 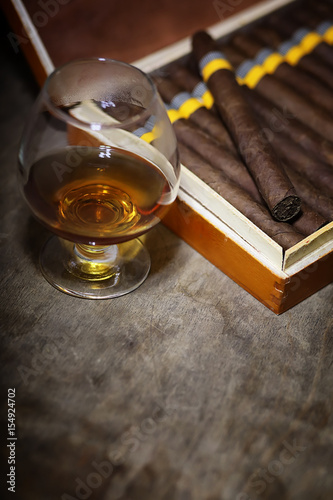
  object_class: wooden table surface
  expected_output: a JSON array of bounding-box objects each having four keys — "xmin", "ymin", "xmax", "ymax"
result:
[{"xmin": 1, "ymin": 2, "xmax": 333, "ymax": 500}]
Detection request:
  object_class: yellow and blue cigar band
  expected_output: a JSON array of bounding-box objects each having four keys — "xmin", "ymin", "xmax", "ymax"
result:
[
  {"xmin": 236, "ymin": 20, "xmax": 333, "ymax": 88},
  {"xmin": 165, "ymin": 95, "xmax": 204, "ymax": 124},
  {"xmin": 134, "ymin": 88, "xmax": 211, "ymax": 140},
  {"xmin": 133, "ymin": 96, "xmax": 198, "ymax": 141},
  {"xmin": 236, "ymin": 47, "xmax": 284, "ymax": 88},
  {"xmin": 316, "ymin": 20, "xmax": 333, "ymax": 43},
  {"xmin": 279, "ymin": 21, "xmax": 333, "ymax": 65},
  {"xmin": 199, "ymin": 50, "xmax": 233, "ymax": 82},
  {"xmin": 165, "ymin": 104, "xmax": 181, "ymax": 124},
  {"xmin": 133, "ymin": 115, "xmax": 157, "ymax": 143},
  {"xmin": 191, "ymin": 81, "xmax": 214, "ymax": 109},
  {"xmin": 164, "ymin": 88, "xmax": 212, "ymax": 124},
  {"xmin": 278, "ymin": 31, "xmax": 318, "ymax": 65},
  {"xmin": 170, "ymin": 91, "xmax": 204, "ymax": 118}
]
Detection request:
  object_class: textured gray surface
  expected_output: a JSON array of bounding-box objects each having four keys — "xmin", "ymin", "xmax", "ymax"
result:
[{"xmin": 1, "ymin": 15, "xmax": 333, "ymax": 500}]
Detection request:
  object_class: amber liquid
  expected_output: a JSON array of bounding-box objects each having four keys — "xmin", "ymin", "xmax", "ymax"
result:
[{"xmin": 24, "ymin": 146, "xmax": 172, "ymax": 245}]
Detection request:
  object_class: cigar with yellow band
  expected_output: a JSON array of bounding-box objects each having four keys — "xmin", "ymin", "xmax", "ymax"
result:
[
  {"xmin": 169, "ymin": 115, "xmax": 263, "ymax": 204},
  {"xmin": 153, "ymin": 74, "xmax": 235, "ymax": 154},
  {"xmin": 267, "ymin": 6, "xmax": 333, "ymax": 68},
  {"xmin": 177, "ymin": 143, "xmax": 306, "ymax": 249},
  {"xmin": 192, "ymin": 30, "xmax": 301, "ymax": 222},
  {"xmin": 229, "ymin": 32, "xmax": 333, "ymax": 113},
  {"xmin": 220, "ymin": 41, "xmax": 333, "ymax": 143},
  {"xmin": 241, "ymin": 87, "xmax": 333, "ymax": 166},
  {"xmin": 250, "ymin": 23, "xmax": 333, "ymax": 90},
  {"xmin": 168, "ymin": 64, "xmax": 215, "ymax": 108}
]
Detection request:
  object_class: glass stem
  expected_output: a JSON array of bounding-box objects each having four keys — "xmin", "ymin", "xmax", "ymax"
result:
[{"xmin": 65, "ymin": 241, "xmax": 120, "ymax": 281}]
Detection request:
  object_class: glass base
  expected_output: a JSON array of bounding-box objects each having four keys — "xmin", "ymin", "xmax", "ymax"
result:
[{"xmin": 39, "ymin": 236, "xmax": 150, "ymax": 299}]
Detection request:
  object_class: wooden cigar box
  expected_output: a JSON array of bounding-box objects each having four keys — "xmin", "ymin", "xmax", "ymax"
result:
[{"xmin": 5, "ymin": 0, "xmax": 333, "ymax": 314}]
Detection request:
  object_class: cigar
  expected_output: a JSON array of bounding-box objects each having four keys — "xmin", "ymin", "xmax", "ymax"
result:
[
  {"xmin": 244, "ymin": 71, "xmax": 333, "ymax": 142},
  {"xmin": 179, "ymin": 137, "xmax": 327, "ymax": 238},
  {"xmin": 214, "ymin": 44, "xmax": 245, "ymax": 68},
  {"xmin": 251, "ymin": 23, "xmax": 333, "ymax": 91},
  {"xmin": 242, "ymin": 86, "xmax": 333, "ymax": 166},
  {"xmin": 169, "ymin": 66, "xmax": 332, "ymax": 233},
  {"xmin": 266, "ymin": 7, "xmax": 313, "ymax": 40},
  {"xmin": 246, "ymin": 94, "xmax": 333, "ymax": 195},
  {"xmin": 289, "ymin": 203, "xmax": 328, "ymax": 236},
  {"xmin": 308, "ymin": 0, "xmax": 333, "ymax": 17},
  {"xmin": 293, "ymin": 1, "xmax": 333, "ymax": 30},
  {"xmin": 312, "ymin": 41, "xmax": 333, "ymax": 69},
  {"xmin": 168, "ymin": 64, "xmax": 203, "ymax": 93},
  {"xmin": 169, "ymin": 64, "xmax": 216, "ymax": 110},
  {"xmin": 154, "ymin": 74, "xmax": 236, "ymax": 154},
  {"xmin": 250, "ymin": 24, "xmax": 284, "ymax": 50},
  {"xmin": 244, "ymin": 89, "xmax": 333, "ymax": 223},
  {"xmin": 263, "ymin": 128, "xmax": 333, "ymax": 197},
  {"xmin": 172, "ymin": 118, "xmax": 262, "ymax": 203},
  {"xmin": 283, "ymin": 162, "xmax": 333, "ymax": 221},
  {"xmin": 297, "ymin": 0, "xmax": 333, "ymax": 63},
  {"xmin": 222, "ymin": 40, "xmax": 333, "ymax": 142},
  {"xmin": 178, "ymin": 142, "xmax": 304, "ymax": 249},
  {"xmin": 267, "ymin": 8, "xmax": 333, "ymax": 69},
  {"xmin": 228, "ymin": 32, "xmax": 333, "ymax": 113},
  {"xmin": 192, "ymin": 30, "xmax": 301, "ymax": 222}
]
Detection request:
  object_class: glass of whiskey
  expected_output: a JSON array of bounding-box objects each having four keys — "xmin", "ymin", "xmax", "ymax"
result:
[{"xmin": 18, "ymin": 58, "xmax": 180, "ymax": 299}]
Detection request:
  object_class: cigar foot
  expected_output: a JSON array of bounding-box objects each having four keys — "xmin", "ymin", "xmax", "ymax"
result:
[{"xmin": 272, "ymin": 195, "xmax": 301, "ymax": 221}]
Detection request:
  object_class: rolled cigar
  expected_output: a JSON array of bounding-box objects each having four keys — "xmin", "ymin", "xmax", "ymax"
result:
[
  {"xmin": 295, "ymin": 1, "xmax": 333, "ymax": 27},
  {"xmin": 192, "ymin": 30, "xmax": 301, "ymax": 221},
  {"xmin": 230, "ymin": 32, "xmax": 265, "ymax": 56},
  {"xmin": 263, "ymin": 128, "xmax": 333, "ymax": 197},
  {"xmin": 214, "ymin": 43, "xmax": 245, "ymax": 68},
  {"xmin": 250, "ymin": 23, "xmax": 333, "ymax": 90},
  {"xmin": 169, "ymin": 64, "xmax": 203, "ymax": 93},
  {"xmin": 312, "ymin": 39, "xmax": 333, "ymax": 69},
  {"xmin": 246, "ymin": 95, "xmax": 333, "ymax": 195},
  {"xmin": 308, "ymin": 0, "xmax": 333, "ymax": 18},
  {"xmin": 283, "ymin": 162, "xmax": 333, "ymax": 221},
  {"xmin": 267, "ymin": 10, "xmax": 313, "ymax": 40},
  {"xmin": 171, "ymin": 65, "xmax": 333, "ymax": 224},
  {"xmin": 169, "ymin": 64, "xmax": 218, "ymax": 115},
  {"xmin": 250, "ymin": 24, "xmax": 285, "ymax": 50},
  {"xmin": 172, "ymin": 118, "xmax": 262, "ymax": 203},
  {"xmin": 247, "ymin": 73, "xmax": 333, "ymax": 142},
  {"xmin": 267, "ymin": 11, "xmax": 333, "ymax": 69},
  {"xmin": 154, "ymin": 75, "xmax": 236, "ymax": 154},
  {"xmin": 290, "ymin": 203, "xmax": 328, "ymax": 236},
  {"xmin": 228, "ymin": 33, "xmax": 333, "ymax": 112},
  {"xmin": 221, "ymin": 40, "xmax": 333, "ymax": 142},
  {"xmin": 242, "ymin": 86, "xmax": 333, "ymax": 166},
  {"xmin": 178, "ymin": 142, "xmax": 304, "ymax": 249},
  {"xmin": 288, "ymin": 7, "xmax": 333, "ymax": 72},
  {"xmin": 179, "ymin": 138, "xmax": 327, "ymax": 237}
]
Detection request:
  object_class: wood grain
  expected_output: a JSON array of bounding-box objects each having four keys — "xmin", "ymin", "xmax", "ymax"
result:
[
  {"xmin": 163, "ymin": 199, "xmax": 333, "ymax": 314},
  {"xmin": 1, "ymin": 14, "xmax": 333, "ymax": 499},
  {"xmin": 22, "ymin": 0, "xmax": 262, "ymax": 66}
]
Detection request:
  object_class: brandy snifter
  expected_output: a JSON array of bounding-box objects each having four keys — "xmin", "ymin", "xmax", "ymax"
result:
[{"xmin": 19, "ymin": 58, "xmax": 180, "ymax": 299}]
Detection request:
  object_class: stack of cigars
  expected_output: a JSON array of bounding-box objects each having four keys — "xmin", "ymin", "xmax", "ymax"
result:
[{"xmin": 152, "ymin": 0, "xmax": 333, "ymax": 250}]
